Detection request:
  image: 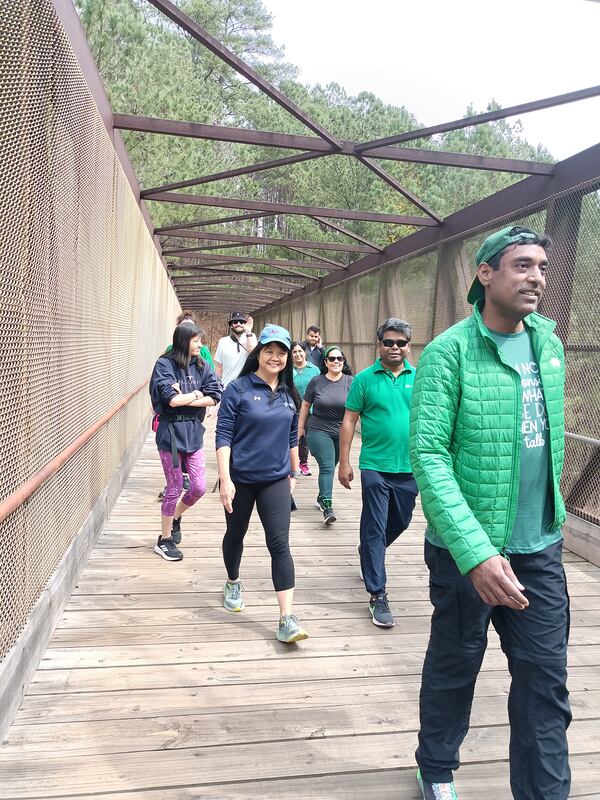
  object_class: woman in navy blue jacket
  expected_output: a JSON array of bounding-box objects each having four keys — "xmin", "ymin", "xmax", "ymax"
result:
[
  {"xmin": 216, "ymin": 324, "xmax": 309, "ymax": 644},
  {"xmin": 150, "ymin": 323, "xmax": 221, "ymax": 561}
]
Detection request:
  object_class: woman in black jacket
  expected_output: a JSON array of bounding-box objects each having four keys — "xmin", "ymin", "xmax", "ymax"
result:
[{"xmin": 149, "ymin": 323, "xmax": 221, "ymax": 561}]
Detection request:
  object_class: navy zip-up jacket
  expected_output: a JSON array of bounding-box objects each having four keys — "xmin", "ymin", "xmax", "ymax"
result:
[
  {"xmin": 150, "ymin": 355, "xmax": 221, "ymax": 453},
  {"xmin": 216, "ymin": 373, "xmax": 298, "ymax": 484}
]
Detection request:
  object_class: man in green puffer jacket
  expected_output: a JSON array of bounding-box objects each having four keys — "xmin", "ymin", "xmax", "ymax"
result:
[{"xmin": 410, "ymin": 226, "xmax": 571, "ymax": 800}]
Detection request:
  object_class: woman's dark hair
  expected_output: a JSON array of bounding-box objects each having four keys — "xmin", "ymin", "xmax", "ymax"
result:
[
  {"xmin": 291, "ymin": 340, "xmax": 308, "ymax": 353},
  {"xmin": 321, "ymin": 346, "xmax": 353, "ymax": 376},
  {"xmin": 177, "ymin": 309, "xmax": 198, "ymax": 325},
  {"xmin": 163, "ymin": 323, "xmax": 203, "ymax": 369},
  {"xmin": 240, "ymin": 342, "xmax": 301, "ymax": 410}
]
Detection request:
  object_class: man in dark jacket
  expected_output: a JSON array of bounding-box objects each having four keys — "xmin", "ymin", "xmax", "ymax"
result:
[
  {"xmin": 410, "ymin": 227, "xmax": 570, "ymax": 800},
  {"xmin": 302, "ymin": 325, "xmax": 325, "ymax": 369}
]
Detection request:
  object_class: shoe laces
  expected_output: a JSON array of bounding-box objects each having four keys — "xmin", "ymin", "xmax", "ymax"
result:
[
  {"xmin": 280, "ymin": 613, "xmax": 298, "ymax": 627},
  {"xmin": 373, "ymin": 593, "xmax": 390, "ymax": 612},
  {"xmin": 227, "ymin": 582, "xmax": 242, "ymax": 599}
]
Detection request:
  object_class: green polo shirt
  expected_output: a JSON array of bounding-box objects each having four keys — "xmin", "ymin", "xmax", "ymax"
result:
[{"xmin": 345, "ymin": 358, "xmax": 415, "ymax": 472}]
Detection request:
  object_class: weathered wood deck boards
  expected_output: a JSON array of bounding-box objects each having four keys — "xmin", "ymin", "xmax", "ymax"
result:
[{"xmin": 2, "ymin": 418, "xmax": 600, "ymax": 799}]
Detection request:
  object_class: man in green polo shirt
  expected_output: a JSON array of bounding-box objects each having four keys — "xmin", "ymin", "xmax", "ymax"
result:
[{"xmin": 339, "ymin": 318, "xmax": 418, "ymax": 627}]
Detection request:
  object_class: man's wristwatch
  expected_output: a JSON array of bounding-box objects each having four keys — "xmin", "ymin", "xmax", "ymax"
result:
[{"xmin": 289, "ymin": 470, "xmax": 301, "ymax": 479}]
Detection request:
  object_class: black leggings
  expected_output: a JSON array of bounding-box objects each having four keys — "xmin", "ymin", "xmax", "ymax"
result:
[{"xmin": 222, "ymin": 477, "xmax": 295, "ymax": 592}]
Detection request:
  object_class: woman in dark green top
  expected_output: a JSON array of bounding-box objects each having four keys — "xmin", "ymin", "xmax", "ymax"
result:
[{"xmin": 298, "ymin": 346, "xmax": 353, "ymax": 524}]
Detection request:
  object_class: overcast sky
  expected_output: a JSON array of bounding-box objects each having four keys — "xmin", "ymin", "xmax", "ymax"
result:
[{"xmin": 261, "ymin": 0, "xmax": 600, "ymax": 160}]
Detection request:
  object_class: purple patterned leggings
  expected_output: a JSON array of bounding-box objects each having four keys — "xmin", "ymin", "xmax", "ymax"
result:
[{"xmin": 159, "ymin": 449, "xmax": 206, "ymax": 517}]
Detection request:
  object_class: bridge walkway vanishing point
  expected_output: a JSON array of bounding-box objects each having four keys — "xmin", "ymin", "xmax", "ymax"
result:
[{"xmin": 1, "ymin": 418, "xmax": 600, "ymax": 799}]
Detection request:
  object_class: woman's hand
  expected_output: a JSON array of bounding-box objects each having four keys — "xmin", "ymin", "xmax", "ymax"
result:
[
  {"xmin": 289, "ymin": 477, "xmax": 297, "ymax": 495},
  {"xmin": 219, "ymin": 477, "xmax": 236, "ymax": 514},
  {"xmin": 171, "ymin": 382, "xmax": 182, "ymax": 394},
  {"xmin": 194, "ymin": 390, "xmax": 204, "ymax": 400}
]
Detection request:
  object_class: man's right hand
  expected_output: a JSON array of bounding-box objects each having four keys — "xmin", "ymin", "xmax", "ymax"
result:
[
  {"xmin": 338, "ymin": 462, "xmax": 354, "ymax": 489},
  {"xmin": 469, "ymin": 555, "xmax": 529, "ymax": 610}
]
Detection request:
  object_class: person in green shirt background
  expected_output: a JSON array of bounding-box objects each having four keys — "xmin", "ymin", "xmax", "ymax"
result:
[
  {"xmin": 339, "ymin": 318, "xmax": 417, "ymax": 628},
  {"xmin": 291, "ymin": 341, "xmax": 320, "ymax": 476}
]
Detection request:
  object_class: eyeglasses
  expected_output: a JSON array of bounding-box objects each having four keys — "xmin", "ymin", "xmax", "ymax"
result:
[
  {"xmin": 381, "ymin": 338, "xmax": 410, "ymax": 348},
  {"xmin": 327, "ymin": 355, "xmax": 344, "ymax": 362}
]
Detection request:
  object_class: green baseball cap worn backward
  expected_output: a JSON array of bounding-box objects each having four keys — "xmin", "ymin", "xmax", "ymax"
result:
[{"xmin": 467, "ymin": 225, "xmax": 541, "ymax": 305}]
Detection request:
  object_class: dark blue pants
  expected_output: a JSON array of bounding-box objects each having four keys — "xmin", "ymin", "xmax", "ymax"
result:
[
  {"xmin": 416, "ymin": 540, "xmax": 571, "ymax": 799},
  {"xmin": 359, "ymin": 470, "xmax": 418, "ymax": 595}
]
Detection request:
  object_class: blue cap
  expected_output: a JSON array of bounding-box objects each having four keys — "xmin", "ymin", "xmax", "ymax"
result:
[{"xmin": 258, "ymin": 323, "xmax": 292, "ymax": 349}]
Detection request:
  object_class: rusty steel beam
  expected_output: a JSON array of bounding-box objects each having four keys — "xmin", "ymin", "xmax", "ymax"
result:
[
  {"xmin": 357, "ymin": 84, "xmax": 600, "ymax": 151},
  {"xmin": 310, "ymin": 216, "xmax": 384, "ymax": 252},
  {"xmin": 284, "ymin": 247, "xmax": 346, "ymax": 269},
  {"xmin": 357, "ymin": 156, "xmax": 443, "ymax": 223},
  {"xmin": 169, "ymin": 265, "xmax": 312, "ymax": 283},
  {"xmin": 161, "ymin": 231, "xmax": 373, "ymax": 253},
  {"xmin": 115, "ymin": 115, "xmax": 554, "ymax": 174},
  {"xmin": 144, "ymin": 0, "xmax": 341, "ymax": 148},
  {"xmin": 141, "ymin": 152, "xmax": 323, "ymax": 197},
  {"xmin": 143, "ymin": 190, "xmax": 434, "ymax": 226},
  {"xmin": 156, "ymin": 212, "xmax": 273, "ymax": 234},
  {"xmin": 167, "ymin": 252, "xmax": 338, "ymax": 271},
  {"xmin": 168, "ymin": 260, "xmax": 320, "ymax": 279},
  {"xmin": 172, "ymin": 273, "xmax": 304, "ymax": 290},
  {"xmin": 254, "ymin": 143, "xmax": 600, "ymax": 315}
]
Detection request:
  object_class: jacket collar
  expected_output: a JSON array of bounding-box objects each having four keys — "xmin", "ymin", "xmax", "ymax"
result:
[{"xmin": 472, "ymin": 300, "xmax": 556, "ymax": 342}]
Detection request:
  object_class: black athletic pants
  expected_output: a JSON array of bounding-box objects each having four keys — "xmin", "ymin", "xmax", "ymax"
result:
[
  {"xmin": 416, "ymin": 539, "xmax": 571, "ymax": 799},
  {"xmin": 222, "ymin": 477, "xmax": 295, "ymax": 592}
]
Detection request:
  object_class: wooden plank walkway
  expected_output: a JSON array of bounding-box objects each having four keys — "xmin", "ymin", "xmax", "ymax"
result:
[{"xmin": 2, "ymin": 417, "xmax": 600, "ymax": 799}]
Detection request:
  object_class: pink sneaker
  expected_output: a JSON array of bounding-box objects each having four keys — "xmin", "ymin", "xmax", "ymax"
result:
[{"xmin": 300, "ymin": 463, "xmax": 312, "ymax": 477}]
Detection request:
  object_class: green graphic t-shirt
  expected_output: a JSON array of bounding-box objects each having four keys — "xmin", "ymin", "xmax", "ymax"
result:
[{"xmin": 487, "ymin": 327, "xmax": 561, "ymax": 554}]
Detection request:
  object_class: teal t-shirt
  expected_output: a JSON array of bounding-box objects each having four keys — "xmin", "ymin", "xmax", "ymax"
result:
[
  {"xmin": 487, "ymin": 327, "xmax": 561, "ymax": 554},
  {"xmin": 345, "ymin": 358, "xmax": 415, "ymax": 472},
  {"xmin": 293, "ymin": 362, "xmax": 320, "ymax": 399}
]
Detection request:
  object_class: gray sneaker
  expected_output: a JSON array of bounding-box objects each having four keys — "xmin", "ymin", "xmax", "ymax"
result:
[
  {"xmin": 276, "ymin": 614, "xmax": 309, "ymax": 643},
  {"xmin": 323, "ymin": 507, "xmax": 337, "ymax": 524},
  {"xmin": 154, "ymin": 536, "xmax": 183, "ymax": 562},
  {"xmin": 223, "ymin": 581, "xmax": 245, "ymax": 612},
  {"xmin": 369, "ymin": 593, "xmax": 395, "ymax": 627},
  {"xmin": 417, "ymin": 769, "xmax": 458, "ymax": 799}
]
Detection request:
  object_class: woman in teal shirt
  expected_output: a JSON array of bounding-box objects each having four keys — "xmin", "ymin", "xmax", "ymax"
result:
[{"xmin": 291, "ymin": 341, "xmax": 320, "ymax": 477}]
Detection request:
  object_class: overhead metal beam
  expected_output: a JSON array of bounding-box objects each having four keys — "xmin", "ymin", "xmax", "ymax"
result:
[
  {"xmin": 156, "ymin": 212, "xmax": 273, "ymax": 234},
  {"xmin": 255, "ymin": 143, "xmax": 600, "ymax": 315},
  {"xmin": 357, "ymin": 156, "xmax": 443, "ymax": 223},
  {"xmin": 144, "ymin": 0, "xmax": 342, "ymax": 148},
  {"xmin": 168, "ymin": 260, "xmax": 319, "ymax": 279},
  {"xmin": 167, "ymin": 252, "xmax": 339, "ymax": 271},
  {"xmin": 357, "ymin": 84, "xmax": 600, "ymax": 151},
  {"xmin": 143, "ymin": 190, "xmax": 435, "ymax": 226},
  {"xmin": 284, "ymin": 247, "xmax": 346, "ymax": 269},
  {"xmin": 310, "ymin": 216, "xmax": 385, "ymax": 252},
  {"xmin": 168, "ymin": 265, "xmax": 312, "ymax": 283},
  {"xmin": 162, "ymin": 231, "xmax": 373, "ymax": 253},
  {"xmin": 141, "ymin": 152, "xmax": 323, "ymax": 197},
  {"xmin": 172, "ymin": 273, "xmax": 304, "ymax": 290},
  {"xmin": 115, "ymin": 115, "xmax": 555, "ymax": 174}
]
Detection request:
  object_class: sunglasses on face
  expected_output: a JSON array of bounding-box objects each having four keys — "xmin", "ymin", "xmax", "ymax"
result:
[
  {"xmin": 327, "ymin": 355, "xmax": 344, "ymax": 362},
  {"xmin": 381, "ymin": 338, "xmax": 410, "ymax": 348}
]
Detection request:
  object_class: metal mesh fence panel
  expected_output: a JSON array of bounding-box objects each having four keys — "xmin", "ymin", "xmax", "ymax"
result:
[{"xmin": 0, "ymin": 0, "xmax": 180, "ymax": 660}]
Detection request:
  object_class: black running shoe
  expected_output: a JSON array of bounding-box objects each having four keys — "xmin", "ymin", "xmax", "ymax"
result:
[
  {"xmin": 154, "ymin": 536, "xmax": 183, "ymax": 561},
  {"xmin": 171, "ymin": 516, "xmax": 182, "ymax": 545}
]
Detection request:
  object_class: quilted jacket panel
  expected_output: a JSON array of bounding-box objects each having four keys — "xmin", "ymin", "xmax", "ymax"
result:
[{"xmin": 409, "ymin": 302, "xmax": 566, "ymax": 575}]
